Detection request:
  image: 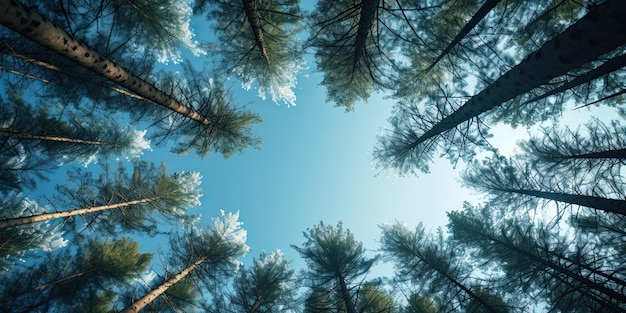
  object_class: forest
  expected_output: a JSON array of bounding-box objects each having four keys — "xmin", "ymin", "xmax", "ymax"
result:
[{"xmin": 1, "ymin": 0, "xmax": 625, "ymax": 312}]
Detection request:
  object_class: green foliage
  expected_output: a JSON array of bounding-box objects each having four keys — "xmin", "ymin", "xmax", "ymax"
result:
[{"xmin": 196, "ymin": 0, "xmax": 304, "ymax": 106}]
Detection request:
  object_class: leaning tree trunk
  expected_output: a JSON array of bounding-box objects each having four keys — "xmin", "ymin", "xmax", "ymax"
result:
[
  {"xmin": 0, "ymin": 0, "xmax": 211, "ymax": 126},
  {"xmin": 242, "ymin": 0, "xmax": 270, "ymax": 64},
  {"xmin": 0, "ymin": 129, "xmax": 110, "ymax": 146},
  {"xmin": 426, "ymin": 0, "xmax": 501, "ymax": 71},
  {"xmin": 410, "ymin": 0, "xmax": 626, "ymax": 149},
  {"xmin": 501, "ymin": 188, "xmax": 626, "ymax": 216},
  {"xmin": 120, "ymin": 256, "xmax": 207, "ymax": 313},
  {"xmin": 0, "ymin": 197, "xmax": 161, "ymax": 228},
  {"xmin": 559, "ymin": 148, "xmax": 626, "ymax": 160}
]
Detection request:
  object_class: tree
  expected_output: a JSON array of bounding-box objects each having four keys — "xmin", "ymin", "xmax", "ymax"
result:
[
  {"xmin": 120, "ymin": 211, "xmax": 249, "ymax": 313},
  {"xmin": 228, "ymin": 249, "xmax": 296, "ymax": 313},
  {"xmin": 0, "ymin": 0, "xmax": 261, "ymax": 158},
  {"xmin": 0, "ymin": 192, "xmax": 67, "ymax": 271},
  {"xmin": 0, "ymin": 161, "xmax": 202, "ymax": 235},
  {"xmin": 303, "ymin": 289, "xmax": 334, "ymax": 313},
  {"xmin": 0, "ymin": 88, "xmax": 150, "ymax": 165},
  {"xmin": 292, "ymin": 221, "xmax": 377, "ymax": 313},
  {"xmin": 375, "ymin": 0, "xmax": 626, "ymax": 174},
  {"xmin": 380, "ymin": 221, "xmax": 511, "ymax": 313},
  {"xmin": 195, "ymin": 0, "xmax": 304, "ymax": 107},
  {"xmin": 307, "ymin": 0, "xmax": 418, "ymax": 110},
  {"xmin": 0, "ymin": 237, "xmax": 152, "ymax": 313},
  {"xmin": 448, "ymin": 205, "xmax": 626, "ymax": 312},
  {"xmin": 519, "ymin": 118, "xmax": 626, "ymax": 179},
  {"xmin": 402, "ymin": 293, "xmax": 438, "ymax": 313},
  {"xmin": 463, "ymin": 154, "xmax": 626, "ymax": 217},
  {"xmin": 355, "ymin": 281, "xmax": 396, "ymax": 313}
]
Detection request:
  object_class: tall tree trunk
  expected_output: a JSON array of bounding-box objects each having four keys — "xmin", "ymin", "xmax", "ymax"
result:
[
  {"xmin": 352, "ymin": 0, "xmax": 379, "ymax": 73},
  {"xmin": 560, "ymin": 148, "xmax": 626, "ymax": 160},
  {"xmin": 337, "ymin": 273, "xmax": 358, "ymax": 313},
  {"xmin": 523, "ymin": 53, "xmax": 626, "ymax": 105},
  {"xmin": 120, "ymin": 256, "xmax": 207, "ymax": 313},
  {"xmin": 574, "ymin": 88, "xmax": 626, "ymax": 110},
  {"xmin": 0, "ymin": 128, "xmax": 110, "ymax": 146},
  {"xmin": 0, "ymin": 197, "xmax": 161, "ymax": 228},
  {"xmin": 409, "ymin": 0, "xmax": 626, "ymax": 149},
  {"xmin": 0, "ymin": 0, "xmax": 211, "ymax": 126},
  {"xmin": 426, "ymin": 0, "xmax": 501, "ymax": 71},
  {"xmin": 501, "ymin": 188, "xmax": 626, "ymax": 216},
  {"xmin": 241, "ymin": 0, "xmax": 270, "ymax": 64}
]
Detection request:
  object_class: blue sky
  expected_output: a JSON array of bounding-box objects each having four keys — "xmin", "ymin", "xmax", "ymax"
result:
[{"xmin": 137, "ymin": 63, "xmax": 478, "ymax": 271}]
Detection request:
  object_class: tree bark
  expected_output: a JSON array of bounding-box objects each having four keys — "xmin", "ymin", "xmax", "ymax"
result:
[
  {"xmin": 120, "ymin": 256, "xmax": 207, "ymax": 313},
  {"xmin": 0, "ymin": 197, "xmax": 161, "ymax": 229},
  {"xmin": 0, "ymin": 0, "xmax": 211, "ymax": 126},
  {"xmin": 410, "ymin": 0, "xmax": 626, "ymax": 148},
  {"xmin": 241, "ymin": 0, "xmax": 270, "ymax": 64}
]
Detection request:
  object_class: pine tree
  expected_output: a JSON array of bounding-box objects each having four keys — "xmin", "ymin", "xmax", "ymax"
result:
[
  {"xmin": 293, "ymin": 222, "xmax": 376, "ymax": 313},
  {"xmin": 120, "ymin": 211, "xmax": 249, "ymax": 313},
  {"xmin": 194, "ymin": 0, "xmax": 304, "ymax": 107},
  {"xmin": 228, "ymin": 249, "xmax": 296, "ymax": 313},
  {"xmin": 0, "ymin": 161, "xmax": 202, "ymax": 235},
  {"xmin": 448, "ymin": 205, "xmax": 626, "ymax": 312},
  {"xmin": 0, "ymin": 238, "xmax": 152, "ymax": 313},
  {"xmin": 375, "ymin": 0, "xmax": 626, "ymax": 174},
  {"xmin": 380, "ymin": 221, "xmax": 511, "ymax": 313},
  {"xmin": 0, "ymin": 0, "xmax": 261, "ymax": 158}
]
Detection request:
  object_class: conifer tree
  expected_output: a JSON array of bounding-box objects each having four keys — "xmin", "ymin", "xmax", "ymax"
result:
[
  {"xmin": 120, "ymin": 211, "xmax": 249, "ymax": 313},
  {"xmin": 293, "ymin": 222, "xmax": 376, "ymax": 313}
]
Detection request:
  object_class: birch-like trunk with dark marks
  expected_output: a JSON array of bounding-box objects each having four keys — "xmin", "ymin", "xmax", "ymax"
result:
[
  {"xmin": 242, "ymin": 0, "xmax": 270, "ymax": 64},
  {"xmin": 0, "ymin": 197, "xmax": 161, "ymax": 229},
  {"xmin": 409, "ymin": 0, "xmax": 626, "ymax": 149},
  {"xmin": 0, "ymin": 0, "xmax": 211, "ymax": 126}
]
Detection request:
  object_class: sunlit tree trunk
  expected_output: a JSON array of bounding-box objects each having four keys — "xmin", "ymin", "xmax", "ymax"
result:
[
  {"xmin": 0, "ymin": 197, "xmax": 161, "ymax": 229},
  {"xmin": 120, "ymin": 256, "xmax": 207, "ymax": 313}
]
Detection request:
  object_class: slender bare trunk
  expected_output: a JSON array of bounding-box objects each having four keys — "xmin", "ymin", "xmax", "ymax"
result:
[
  {"xmin": 337, "ymin": 274, "xmax": 358, "ymax": 313},
  {"xmin": 1, "ymin": 128, "xmax": 109, "ymax": 146},
  {"xmin": 503, "ymin": 188, "xmax": 626, "ymax": 216},
  {"xmin": 120, "ymin": 256, "xmax": 207, "ymax": 313},
  {"xmin": 0, "ymin": 0, "xmax": 211, "ymax": 125},
  {"xmin": 426, "ymin": 0, "xmax": 501, "ymax": 71},
  {"xmin": 410, "ymin": 0, "xmax": 626, "ymax": 148},
  {"xmin": 241, "ymin": 0, "xmax": 270, "ymax": 64},
  {"xmin": 0, "ymin": 197, "xmax": 161, "ymax": 229}
]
